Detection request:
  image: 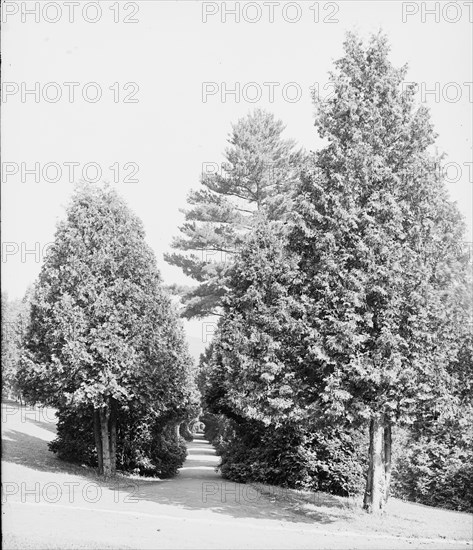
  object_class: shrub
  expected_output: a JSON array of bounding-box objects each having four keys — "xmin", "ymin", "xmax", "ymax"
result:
[
  {"xmin": 392, "ymin": 435, "xmax": 473, "ymax": 512},
  {"xmin": 201, "ymin": 412, "xmax": 223, "ymax": 443},
  {"xmin": 391, "ymin": 410, "xmax": 473, "ymax": 513},
  {"xmin": 48, "ymin": 406, "xmax": 97, "ymax": 466},
  {"xmin": 211, "ymin": 417, "xmax": 366, "ymax": 497},
  {"xmin": 148, "ymin": 434, "xmax": 187, "ymax": 478},
  {"xmin": 49, "ymin": 406, "xmax": 188, "ymax": 478}
]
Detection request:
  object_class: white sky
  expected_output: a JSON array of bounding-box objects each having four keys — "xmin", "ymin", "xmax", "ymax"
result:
[{"xmin": 2, "ymin": 0, "xmax": 472, "ymax": 356}]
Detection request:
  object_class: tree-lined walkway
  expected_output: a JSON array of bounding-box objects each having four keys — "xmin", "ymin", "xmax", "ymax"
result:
[
  {"xmin": 3, "ymin": 405, "xmax": 471, "ymax": 549},
  {"xmin": 134, "ymin": 433, "xmax": 316, "ymax": 522}
]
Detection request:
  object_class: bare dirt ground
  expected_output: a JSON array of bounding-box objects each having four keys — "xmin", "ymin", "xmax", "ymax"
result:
[{"xmin": 2, "ymin": 400, "xmax": 472, "ymax": 549}]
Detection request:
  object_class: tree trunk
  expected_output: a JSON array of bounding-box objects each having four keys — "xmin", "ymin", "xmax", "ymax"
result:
[
  {"xmin": 179, "ymin": 421, "xmax": 194, "ymax": 441},
  {"xmin": 363, "ymin": 415, "xmax": 385, "ymax": 513},
  {"xmin": 93, "ymin": 409, "xmax": 104, "ymax": 475},
  {"xmin": 174, "ymin": 421, "xmax": 181, "ymax": 443},
  {"xmin": 383, "ymin": 422, "xmax": 392, "ymax": 506},
  {"xmin": 363, "ymin": 418, "xmax": 374, "ymax": 510},
  {"xmin": 99, "ymin": 404, "xmax": 112, "ymax": 477},
  {"xmin": 109, "ymin": 398, "xmax": 117, "ymax": 476}
]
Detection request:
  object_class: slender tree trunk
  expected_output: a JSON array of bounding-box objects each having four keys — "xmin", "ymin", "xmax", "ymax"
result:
[
  {"xmin": 165, "ymin": 420, "xmax": 181, "ymax": 444},
  {"xmin": 363, "ymin": 419, "xmax": 374, "ymax": 510},
  {"xmin": 179, "ymin": 421, "xmax": 194, "ymax": 441},
  {"xmin": 174, "ymin": 421, "xmax": 181, "ymax": 443},
  {"xmin": 100, "ymin": 404, "xmax": 112, "ymax": 477},
  {"xmin": 383, "ymin": 422, "xmax": 392, "ymax": 506},
  {"xmin": 363, "ymin": 415, "xmax": 385, "ymax": 513},
  {"xmin": 109, "ymin": 398, "xmax": 117, "ymax": 476},
  {"xmin": 93, "ymin": 409, "xmax": 104, "ymax": 475}
]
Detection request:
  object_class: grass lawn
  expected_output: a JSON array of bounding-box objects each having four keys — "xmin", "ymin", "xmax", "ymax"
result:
[{"xmin": 251, "ymin": 483, "xmax": 473, "ymax": 543}]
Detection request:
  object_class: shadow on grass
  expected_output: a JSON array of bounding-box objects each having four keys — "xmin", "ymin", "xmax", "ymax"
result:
[
  {"xmin": 127, "ymin": 434, "xmax": 346, "ymax": 525},
  {"xmin": 1, "ymin": 402, "xmax": 349, "ymax": 526},
  {"xmin": 2, "ymin": 428, "xmax": 85, "ymax": 476},
  {"xmin": 2, "ymin": 401, "xmax": 94, "ymax": 478},
  {"xmin": 25, "ymin": 416, "xmax": 58, "ymax": 434},
  {"xmin": 2, "ymin": 401, "xmax": 58, "ymax": 433}
]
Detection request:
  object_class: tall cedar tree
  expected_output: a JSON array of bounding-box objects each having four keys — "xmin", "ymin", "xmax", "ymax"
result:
[
  {"xmin": 290, "ymin": 33, "xmax": 471, "ymax": 512},
  {"xmin": 165, "ymin": 109, "xmax": 303, "ymax": 318},
  {"xmin": 18, "ymin": 184, "xmax": 197, "ymax": 476},
  {"xmin": 203, "ymin": 223, "xmax": 306, "ymax": 426},
  {"xmin": 199, "ymin": 223, "xmax": 367, "ymax": 495}
]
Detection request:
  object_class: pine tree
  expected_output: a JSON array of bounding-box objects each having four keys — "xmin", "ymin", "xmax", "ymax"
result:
[
  {"xmin": 289, "ymin": 32, "xmax": 471, "ymax": 512},
  {"xmin": 18, "ymin": 184, "xmax": 197, "ymax": 476},
  {"xmin": 165, "ymin": 109, "xmax": 303, "ymax": 318}
]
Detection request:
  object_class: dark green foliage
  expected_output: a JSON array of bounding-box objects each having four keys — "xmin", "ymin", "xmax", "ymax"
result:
[
  {"xmin": 198, "ymin": 33, "xmax": 472, "ymax": 512},
  {"xmin": 393, "ymin": 438, "xmax": 473, "ymax": 512},
  {"xmin": 18, "ymin": 184, "xmax": 199, "ymax": 477},
  {"xmin": 49, "ymin": 405, "xmax": 188, "ymax": 477},
  {"xmin": 2, "ymin": 291, "xmax": 32, "ymax": 399},
  {"xmin": 201, "ymin": 412, "xmax": 225, "ymax": 444},
  {"xmin": 198, "ymin": 225, "xmax": 368, "ymax": 496},
  {"xmin": 391, "ymin": 335, "xmax": 473, "ymax": 512},
  {"xmin": 148, "ymin": 437, "xmax": 187, "ymax": 478},
  {"xmin": 202, "ymin": 413, "xmax": 234, "ymax": 453},
  {"xmin": 289, "ymin": 31, "xmax": 470, "ymax": 429},
  {"xmin": 129, "ymin": 422, "xmax": 187, "ymax": 478},
  {"xmin": 392, "ymin": 413, "xmax": 473, "ymax": 512},
  {"xmin": 48, "ymin": 406, "xmax": 96, "ymax": 465},
  {"xmin": 286, "ymin": 32, "xmax": 470, "ymax": 511},
  {"xmin": 206, "ymin": 416, "xmax": 366, "ymax": 496},
  {"xmin": 179, "ymin": 422, "xmax": 194, "ymax": 442}
]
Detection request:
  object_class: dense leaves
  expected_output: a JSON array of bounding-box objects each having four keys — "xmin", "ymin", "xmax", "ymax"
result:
[
  {"xmin": 286, "ymin": 32, "xmax": 471, "ymax": 511},
  {"xmin": 209, "ymin": 417, "xmax": 366, "ymax": 496},
  {"xmin": 1, "ymin": 291, "xmax": 32, "ymax": 399},
  {"xmin": 391, "ymin": 332, "xmax": 473, "ymax": 512},
  {"xmin": 199, "ymin": 223, "xmax": 367, "ymax": 495},
  {"xmin": 49, "ymin": 405, "xmax": 188, "ymax": 478},
  {"xmin": 199, "ymin": 32, "xmax": 472, "ymax": 513},
  {"xmin": 392, "ymin": 425, "xmax": 473, "ymax": 512},
  {"xmin": 18, "ymin": 184, "xmax": 199, "ymax": 476}
]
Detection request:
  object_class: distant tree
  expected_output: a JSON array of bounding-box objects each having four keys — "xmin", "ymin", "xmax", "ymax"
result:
[
  {"xmin": 289, "ymin": 32, "xmax": 471, "ymax": 512},
  {"xmin": 165, "ymin": 109, "xmax": 303, "ymax": 318},
  {"xmin": 1, "ymin": 290, "xmax": 31, "ymax": 400},
  {"xmin": 2, "ymin": 292, "xmax": 17, "ymax": 398},
  {"xmin": 18, "ymin": 184, "xmax": 197, "ymax": 476}
]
